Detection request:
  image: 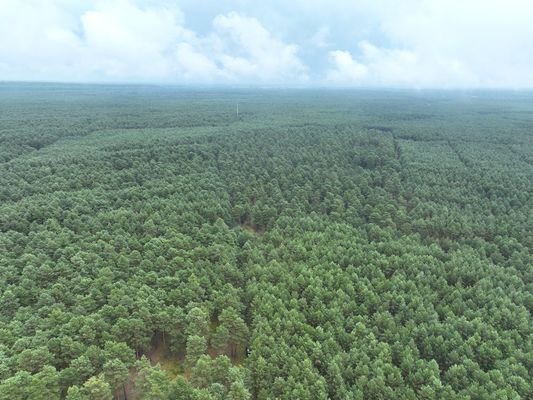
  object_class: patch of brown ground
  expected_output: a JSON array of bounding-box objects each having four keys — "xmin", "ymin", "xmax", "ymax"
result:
[{"xmin": 241, "ymin": 222, "xmax": 264, "ymax": 235}]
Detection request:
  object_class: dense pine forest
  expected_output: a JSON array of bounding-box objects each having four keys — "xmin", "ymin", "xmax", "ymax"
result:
[{"xmin": 0, "ymin": 83, "xmax": 531, "ymax": 399}]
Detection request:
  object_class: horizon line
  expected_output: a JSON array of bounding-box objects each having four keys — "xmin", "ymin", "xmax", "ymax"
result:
[{"xmin": 2, "ymin": 80, "xmax": 533, "ymax": 92}]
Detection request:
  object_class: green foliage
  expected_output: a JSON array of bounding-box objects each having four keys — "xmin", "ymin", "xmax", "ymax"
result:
[
  {"xmin": 65, "ymin": 375, "xmax": 112, "ymax": 400},
  {"xmin": 0, "ymin": 84, "xmax": 531, "ymax": 399},
  {"xmin": 102, "ymin": 359, "xmax": 129, "ymax": 397},
  {"xmin": 185, "ymin": 335, "xmax": 208, "ymax": 368}
]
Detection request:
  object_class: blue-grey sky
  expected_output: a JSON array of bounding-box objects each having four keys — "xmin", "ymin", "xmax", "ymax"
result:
[{"xmin": 1, "ymin": 0, "xmax": 533, "ymax": 88}]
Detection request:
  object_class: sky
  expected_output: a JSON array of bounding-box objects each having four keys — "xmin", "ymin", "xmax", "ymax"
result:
[{"xmin": 1, "ymin": 0, "xmax": 533, "ymax": 88}]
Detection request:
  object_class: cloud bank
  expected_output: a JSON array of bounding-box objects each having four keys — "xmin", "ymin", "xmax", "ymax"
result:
[
  {"xmin": 1, "ymin": 0, "xmax": 532, "ymax": 88},
  {"xmin": 0, "ymin": 0, "xmax": 307, "ymax": 84}
]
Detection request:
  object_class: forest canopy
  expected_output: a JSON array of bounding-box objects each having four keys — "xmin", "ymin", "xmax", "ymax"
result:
[{"xmin": 0, "ymin": 84, "xmax": 531, "ymax": 399}]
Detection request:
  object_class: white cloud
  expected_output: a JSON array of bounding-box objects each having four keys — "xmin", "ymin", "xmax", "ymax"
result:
[
  {"xmin": 213, "ymin": 12, "xmax": 308, "ymax": 83},
  {"xmin": 0, "ymin": 1, "xmax": 83, "ymax": 79},
  {"xmin": 79, "ymin": 1, "xmax": 187, "ymax": 80},
  {"xmin": 326, "ymin": 50, "xmax": 368, "ymax": 83},
  {"xmin": 327, "ymin": 41, "xmax": 476, "ymax": 87},
  {"xmin": 0, "ymin": 0, "xmax": 307, "ymax": 84},
  {"xmin": 375, "ymin": 0, "xmax": 533, "ymax": 87},
  {"xmin": 324, "ymin": 0, "xmax": 533, "ymax": 87},
  {"xmin": 1, "ymin": 0, "xmax": 533, "ymax": 87},
  {"xmin": 174, "ymin": 43, "xmax": 221, "ymax": 82}
]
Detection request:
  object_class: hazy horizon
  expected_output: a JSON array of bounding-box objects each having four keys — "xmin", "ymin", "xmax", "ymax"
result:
[{"xmin": 3, "ymin": 82, "xmax": 533, "ymax": 93}]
